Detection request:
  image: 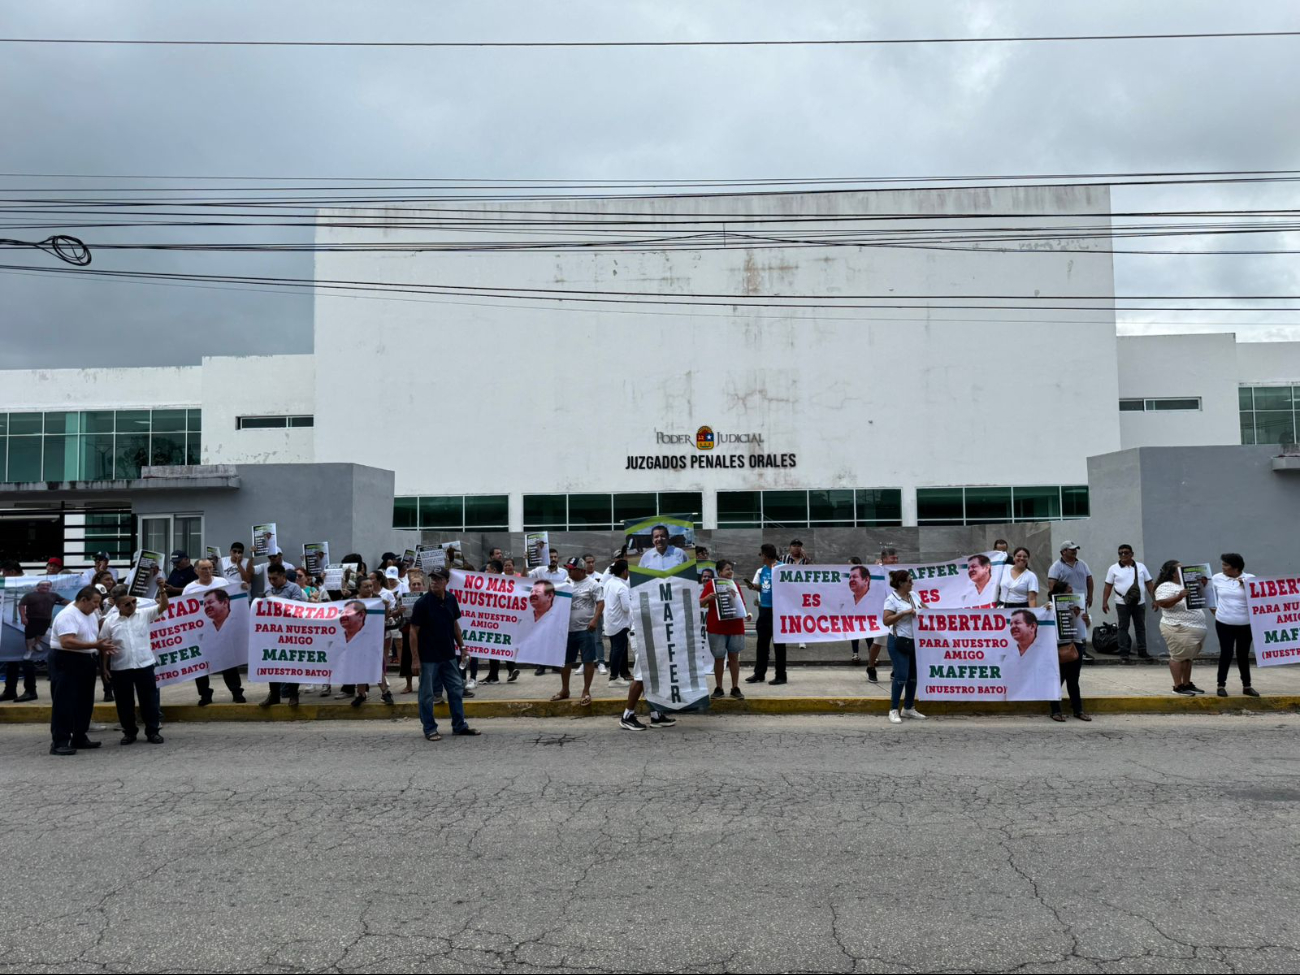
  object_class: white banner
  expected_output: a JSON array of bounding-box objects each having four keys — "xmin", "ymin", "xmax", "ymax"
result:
[
  {"xmin": 150, "ymin": 590, "xmax": 251, "ymax": 688},
  {"xmin": 447, "ymin": 569, "xmax": 570, "ymax": 668},
  {"xmin": 898, "ymin": 552, "xmax": 1008, "ymax": 610},
  {"xmin": 0, "ymin": 574, "xmax": 85, "ymax": 662},
  {"xmin": 1247, "ymin": 575, "xmax": 1300, "ymax": 667},
  {"xmin": 632, "ymin": 577, "xmax": 711, "ymax": 712},
  {"xmin": 916, "ymin": 607, "xmax": 1061, "ymax": 702},
  {"xmin": 773, "ymin": 564, "xmax": 889, "ymax": 642},
  {"xmin": 247, "ymin": 596, "xmax": 386, "ymax": 684}
]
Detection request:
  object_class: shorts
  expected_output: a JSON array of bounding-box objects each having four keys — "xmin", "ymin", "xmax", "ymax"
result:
[
  {"xmin": 1161, "ymin": 624, "xmax": 1206, "ymax": 661},
  {"xmin": 24, "ymin": 619, "xmax": 51, "ymax": 640},
  {"xmin": 872, "ymin": 635, "xmax": 888, "ymax": 648},
  {"xmin": 630, "ymin": 630, "xmax": 645, "ymax": 683},
  {"xmin": 565, "ymin": 629, "xmax": 598, "ymax": 667},
  {"xmin": 708, "ymin": 632, "xmax": 744, "ymax": 659}
]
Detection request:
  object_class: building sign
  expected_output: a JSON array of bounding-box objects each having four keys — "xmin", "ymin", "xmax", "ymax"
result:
[{"xmin": 626, "ymin": 425, "xmax": 796, "ymax": 471}]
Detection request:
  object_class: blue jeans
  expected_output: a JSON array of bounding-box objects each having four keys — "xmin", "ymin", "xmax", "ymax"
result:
[
  {"xmin": 888, "ymin": 636, "xmax": 916, "ymax": 710},
  {"xmin": 418, "ymin": 659, "xmax": 468, "ymax": 736}
]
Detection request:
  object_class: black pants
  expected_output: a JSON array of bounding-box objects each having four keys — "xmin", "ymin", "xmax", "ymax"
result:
[
  {"xmin": 753, "ymin": 606, "xmax": 786, "ymax": 680},
  {"xmin": 195, "ymin": 667, "xmax": 243, "ymax": 700},
  {"xmin": 4, "ymin": 660, "xmax": 36, "ymax": 694},
  {"xmin": 267, "ymin": 682, "xmax": 300, "ymax": 701},
  {"xmin": 1050, "ymin": 646, "xmax": 1084, "ymax": 715},
  {"xmin": 1215, "ymin": 620, "xmax": 1254, "ymax": 688},
  {"xmin": 1116, "ymin": 603, "xmax": 1147, "ymax": 657},
  {"xmin": 608, "ymin": 628, "xmax": 631, "ymax": 679},
  {"xmin": 50, "ymin": 650, "xmax": 96, "ymax": 746},
  {"xmin": 112, "ymin": 666, "xmax": 161, "ymax": 736}
]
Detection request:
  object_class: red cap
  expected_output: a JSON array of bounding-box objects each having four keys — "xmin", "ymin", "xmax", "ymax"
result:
[{"xmin": 46, "ymin": 556, "xmax": 63, "ymax": 566}]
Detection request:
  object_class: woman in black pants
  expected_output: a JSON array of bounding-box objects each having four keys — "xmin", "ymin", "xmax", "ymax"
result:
[
  {"xmin": 1047, "ymin": 578, "xmax": 1090, "ymax": 721},
  {"xmin": 1210, "ymin": 553, "xmax": 1260, "ymax": 698}
]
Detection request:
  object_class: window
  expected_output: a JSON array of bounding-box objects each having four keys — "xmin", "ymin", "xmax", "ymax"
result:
[
  {"xmin": 392, "ymin": 495, "xmax": 508, "ymax": 532},
  {"xmin": 717, "ymin": 489, "xmax": 903, "ymax": 528},
  {"xmin": 1239, "ymin": 384, "xmax": 1300, "ymax": 445},
  {"xmin": 521, "ymin": 492, "xmax": 703, "ymax": 531},
  {"xmin": 0, "ymin": 409, "xmax": 202, "ymax": 482},
  {"xmin": 918, "ymin": 486, "xmax": 1088, "ymax": 526},
  {"xmin": 1118, "ymin": 397, "xmax": 1202, "ymax": 412},
  {"xmin": 236, "ymin": 415, "xmax": 314, "ymax": 430}
]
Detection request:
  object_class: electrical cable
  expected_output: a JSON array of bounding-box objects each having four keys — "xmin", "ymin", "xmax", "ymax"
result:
[{"xmin": 0, "ymin": 234, "xmax": 90, "ymax": 265}]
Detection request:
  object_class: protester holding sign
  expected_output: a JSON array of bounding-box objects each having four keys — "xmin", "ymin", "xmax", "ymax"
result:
[
  {"xmin": 553, "ymin": 558, "xmax": 603, "ymax": 707},
  {"xmin": 701, "ymin": 560, "xmax": 749, "ymax": 700},
  {"xmin": 882, "ymin": 570, "xmax": 927, "ymax": 724},
  {"xmin": 1101, "ymin": 545, "xmax": 1156, "ymax": 662},
  {"xmin": 257, "ymin": 564, "xmax": 307, "ymax": 708},
  {"xmin": 1154, "ymin": 560, "xmax": 1209, "ymax": 695},
  {"xmin": 1209, "ymin": 553, "xmax": 1260, "ymax": 697},
  {"xmin": 1049, "ymin": 543, "xmax": 1094, "ymax": 662},
  {"xmin": 103, "ymin": 585, "xmax": 169, "ymax": 744},
  {"xmin": 1047, "ymin": 579, "xmax": 1090, "ymax": 722},
  {"xmin": 183, "ymin": 559, "xmax": 246, "ymax": 705},
  {"xmin": 745, "ymin": 543, "xmax": 787, "ymax": 686}
]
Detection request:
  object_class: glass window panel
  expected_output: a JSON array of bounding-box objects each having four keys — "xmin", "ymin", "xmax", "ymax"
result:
[
  {"xmin": 566, "ymin": 494, "xmax": 613, "ymax": 529},
  {"xmin": 917, "ymin": 488, "xmax": 964, "ymax": 524},
  {"xmin": 113, "ymin": 434, "xmax": 150, "ymax": 479},
  {"xmin": 613, "ymin": 492, "xmax": 658, "ymax": 524},
  {"xmin": 761, "ymin": 490, "xmax": 809, "ymax": 528},
  {"xmin": 1240, "ymin": 413, "xmax": 1256, "ymax": 445},
  {"xmin": 9, "ymin": 412, "xmax": 43, "ymax": 436},
  {"xmin": 419, "ymin": 496, "xmax": 464, "ymax": 530},
  {"xmin": 717, "ymin": 491, "xmax": 761, "ymax": 527},
  {"xmin": 392, "ymin": 496, "xmax": 419, "ymax": 529},
  {"xmin": 1254, "ymin": 411, "xmax": 1297, "ymax": 445},
  {"xmin": 964, "ymin": 487, "xmax": 1013, "ymax": 524},
  {"xmin": 115, "ymin": 410, "xmax": 150, "ymax": 434},
  {"xmin": 186, "ymin": 432, "xmax": 202, "ymax": 465},
  {"xmin": 84, "ymin": 410, "xmax": 115, "ymax": 433},
  {"xmin": 657, "ymin": 492, "xmax": 703, "ymax": 526},
  {"xmin": 44, "ymin": 411, "xmax": 79, "ymax": 434},
  {"xmin": 289, "ymin": 415, "xmax": 315, "ymax": 428},
  {"xmin": 1014, "ymin": 486, "xmax": 1062, "ymax": 522},
  {"xmin": 42, "ymin": 435, "xmax": 73, "ymax": 480},
  {"xmin": 1238, "ymin": 387, "xmax": 1254, "ymax": 410},
  {"xmin": 0, "ymin": 414, "xmax": 6, "ymax": 436},
  {"xmin": 1118, "ymin": 399, "xmax": 1145, "ymax": 412},
  {"xmin": 238, "ymin": 416, "xmax": 287, "ymax": 429},
  {"xmin": 1061, "ymin": 486, "xmax": 1090, "ymax": 519},
  {"xmin": 464, "ymin": 495, "xmax": 508, "ymax": 530},
  {"xmin": 523, "ymin": 494, "xmax": 567, "ymax": 529},
  {"xmin": 79, "ymin": 434, "xmax": 115, "ymax": 480},
  {"xmin": 809, "ymin": 489, "xmax": 856, "ymax": 523},
  {"xmin": 6, "ymin": 437, "xmax": 41, "ymax": 482},
  {"xmin": 856, "ymin": 489, "xmax": 903, "ymax": 526},
  {"xmin": 174, "ymin": 517, "xmax": 203, "ymax": 561},
  {"xmin": 86, "ymin": 513, "xmax": 136, "ymax": 560},
  {"xmin": 150, "ymin": 409, "xmax": 187, "ymax": 432},
  {"xmin": 1151, "ymin": 398, "xmax": 1201, "ymax": 411},
  {"xmin": 187, "ymin": 409, "xmax": 202, "ymax": 431},
  {"xmin": 1252, "ymin": 386, "xmax": 1293, "ymax": 410},
  {"xmin": 150, "ymin": 433, "xmax": 187, "ymax": 467}
]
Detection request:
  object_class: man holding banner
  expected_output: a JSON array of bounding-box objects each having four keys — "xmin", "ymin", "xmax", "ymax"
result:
[
  {"xmin": 182, "ymin": 559, "xmax": 246, "ymax": 705},
  {"xmin": 103, "ymin": 585, "xmax": 168, "ymax": 744}
]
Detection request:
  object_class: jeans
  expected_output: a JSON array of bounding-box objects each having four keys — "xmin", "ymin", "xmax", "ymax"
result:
[
  {"xmin": 1215, "ymin": 620, "xmax": 1254, "ymax": 687},
  {"xmin": 1116, "ymin": 603, "xmax": 1147, "ymax": 657},
  {"xmin": 112, "ymin": 666, "xmax": 162, "ymax": 736},
  {"xmin": 1049, "ymin": 646, "xmax": 1085, "ymax": 715},
  {"xmin": 593, "ymin": 633, "xmax": 606, "ymax": 665},
  {"xmin": 753, "ymin": 606, "xmax": 786, "ymax": 680},
  {"xmin": 50, "ymin": 650, "xmax": 96, "ymax": 746},
  {"xmin": 418, "ymin": 659, "xmax": 468, "ymax": 735},
  {"xmin": 195, "ymin": 667, "xmax": 243, "ymax": 700},
  {"xmin": 888, "ymin": 637, "xmax": 916, "ymax": 710},
  {"xmin": 608, "ymin": 628, "xmax": 631, "ymax": 679}
]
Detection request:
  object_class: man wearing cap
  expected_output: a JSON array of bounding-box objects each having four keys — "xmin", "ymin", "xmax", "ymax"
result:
[
  {"xmin": 182, "ymin": 559, "xmax": 246, "ymax": 705},
  {"xmin": 1048, "ymin": 542, "xmax": 1095, "ymax": 662},
  {"xmin": 408, "ymin": 566, "xmax": 479, "ymax": 741},
  {"xmin": 253, "ymin": 548, "xmax": 296, "ymax": 596},
  {"xmin": 164, "ymin": 551, "xmax": 198, "ymax": 596},
  {"xmin": 79, "ymin": 552, "xmax": 118, "ymax": 588},
  {"xmin": 551, "ymin": 557, "xmax": 603, "ymax": 706},
  {"xmin": 638, "ymin": 525, "xmax": 689, "ymax": 572}
]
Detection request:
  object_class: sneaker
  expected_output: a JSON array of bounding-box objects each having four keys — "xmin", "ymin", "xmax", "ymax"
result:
[
  {"xmin": 320, "ymin": 686, "xmax": 332, "ymax": 696},
  {"xmin": 0, "ymin": 688, "xmax": 15, "ymax": 702},
  {"xmin": 259, "ymin": 696, "xmax": 280, "ymax": 708},
  {"xmin": 533, "ymin": 667, "xmax": 546, "ymax": 677},
  {"xmin": 851, "ymin": 653, "xmax": 861, "ymax": 665},
  {"xmin": 50, "ymin": 744, "xmax": 77, "ymax": 756},
  {"xmin": 712, "ymin": 687, "xmax": 724, "ymax": 699},
  {"xmin": 146, "ymin": 732, "xmax": 164, "ymax": 744},
  {"xmin": 650, "ymin": 712, "xmax": 678, "ymax": 728},
  {"xmin": 119, "ymin": 733, "xmax": 137, "ymax": 745},
  {"xmin": 1173, "ymin": 684, "xmax": 1196, "ymax": 696},
  {"xmin": 866, "ymin": 666, "xmax": 878, "ymax": 684},
  {"xmin": 465, "ymin": 679, "xmax": 478, "ymax": 691},
  {"xmin": 462, "ymin": 689, "xmax": 475, "ymax": 699},
  {"xmin": 381, "ymin": 691, "xmax": 394, "ymax": 705},
  {"xmin": 619, "ymin": 713, "xmax": 646, "ymax": 731},
  {"xmin": 508, "ymin": 669, "xmax": 520, "ymax": 682},
  {"xmin": 1186, "ymin": 683, "xmax": 1206, "ymax": 695},
  {"xmin": 351, "ymin": 694, "xmax": 366, "ymax": 708},
  {"xmin": 730, "ymin": 687, "xmax": 745, "ymax": 700},
  {"xmin": 103, "ymin": 687, "xmax": 114, "ymax": 703},
  {"xmin": 197, "ymin": 694, "xmax": 213, "ymax": 707},
  {"xmin": 1243, "ymin": 686, "xmax": 1261, "ymax": 697},
  {"xmin": 482, "ymin": 676, "xmax": 500, "ymax": 684},
  {"xmin": 597, "ymin": 663, "xmax": 609, "ymax": 675},
  {"xmin": 232, "ymin": 691, "xmax": 246, "ymax": 703},
  {"xmin": 433, "ymin": 694, "xmax": 444, "ymax": 704},
  {"xmin": 1216, "ymin": 686, "xmax": 1228, "ymax": 697},
  {"xmin": 888, "ymin": 709, "xmax": 902, "ymax": 724},
  {"xmin": 901, "ymin": 708, "xmax": 926, "ymax": 720},
  {"xmin": 798, "ymin": 643, "xmax": 808, "ymax": 649},
  {"xmin": 609, "ymin": 677, "xmax": 629, "ymax": 687}
]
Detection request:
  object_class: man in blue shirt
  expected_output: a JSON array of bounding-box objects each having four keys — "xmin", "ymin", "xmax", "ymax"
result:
[
  {"xmin": 408, "ymin": 567, "xmax": 479, "ymax": 741},
  {"xmin": 744, "ymin": 543, "xmax": 788, "ymax": 685}
]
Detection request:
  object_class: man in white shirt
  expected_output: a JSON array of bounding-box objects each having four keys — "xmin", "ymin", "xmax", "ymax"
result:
[
  {"xmin": 49, "ymin": 586, "xmax": 116, "ymax": 756},
  {"xmin": 638, "ymin": 525, "xmax": 689, "ymax": 572},
  {"xmin": 529, "ymin": 548, "xmax": 569, "ymax": 585},
  {"xmin": 1047, "ymin": 542, "xmax": 1095, "ymax": 661},
  {"xmin": 580, "ymin": 553, "xmax": 609, "ymax": 674},
  {"xmin": 1100, "ymin": 544, "xmax": 1157, "ymax": 662},
  {"xmin": 602, "ymin": 559, "xmax": 633, "ymax": 685},
  {"xmin": 104, "ymin": 586, "xmax": 170, "ymax": 745},
  {"xmin": 79, "ymin": 552, "xmax": 119, "ymax": 588},
  {"xmin": 220, "ymin": 541, "xmax": 254, "ymax": 591},
  {"xmin": 254, "ymin": 547, "xmax": 297, "ymax": 595},
  {"xmin": 182, "ymin": 559, "xmax": 245, "ymax": 705}
]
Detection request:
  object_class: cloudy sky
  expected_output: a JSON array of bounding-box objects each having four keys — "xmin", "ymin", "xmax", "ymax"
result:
[{"xmin": 2, "ymin": 0, "xmax": 1298, "ymax": 367}]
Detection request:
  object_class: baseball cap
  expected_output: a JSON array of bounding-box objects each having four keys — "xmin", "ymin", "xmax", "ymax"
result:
[
  {"xmin": 431, "ymin": 566, "xmax": 451, "ymax": 581},
  {"xmin": 564, "ymin": 557, "xmax": 586, "ymax": 571},
  {"xmin": 172, "ymin": 550, "xmax": 189, "ymax": 561},
  {"xmin": 384, "ymin": 566, "xmax": 400, "ymax": 580},
  {"xmin": 1059, "ymin": 540, "xmax": 1081, "ymax": 553},
  {"xmin": 93, "ymin": 551, "xmax": 111, "ymax": 561},
  {"xmin": 46, "ymin": 556, "xmax": 63, "ymax": 567}
]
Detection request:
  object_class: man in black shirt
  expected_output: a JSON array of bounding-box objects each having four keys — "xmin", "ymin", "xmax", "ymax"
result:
[
  {"xmin": 165, "ymin": 551, "xmax": 198, "ymax": 595},
  {"xmin": 408, "ymin": 568, "xmax": 479, "ymax": 741}
]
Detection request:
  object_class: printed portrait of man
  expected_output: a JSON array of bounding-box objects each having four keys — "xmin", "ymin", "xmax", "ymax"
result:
[
  {"xmin": 340, "ymin": 600, "xmax": 367, "ymax": 643},
  {"xmin": 203, "ymin": 588, "xmax": 232, "ymax": 631},
  {"xmin": 1009, "ymin": 609, "xmax": 1039, "ymax": 656},
  {"xmin": 529, "ymin": 580, "xmax": 555, "ymax": 622},
  {"xmin": 847, "ymin": 564, "xmax": 872, "ymax": 606},
  {"xmin": 960, "ymin": 555, "xmax": 997, "ymax": 608}
]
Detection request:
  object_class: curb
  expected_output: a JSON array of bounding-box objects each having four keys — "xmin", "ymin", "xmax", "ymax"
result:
[{"xmin": 2, "ymin": 696, "xmax": 1298, "ymax": 724}]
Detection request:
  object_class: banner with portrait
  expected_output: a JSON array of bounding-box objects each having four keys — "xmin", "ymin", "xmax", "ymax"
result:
[
  {"xmin": 247, "ymin": 596, "xmax": 386, "ymax": 685},
  {"xmin": 624, "ymin": 516, "xmax": 697, "ymax": 587},
  {"xmin": 0, "ymin": 574, "xmax": 86, "ymax": 662},
  {"xmin": 448, "ymin": 569, "xmax": 570, "ymax": 668},
  {"xmin": 632, "ymin": 577, "xmax": 711, "ymax": 712},
  {"xmin": 149, "ymin": 589, "xmax": 251, "ymax": 688},
  {"xmin": 1246, "ymin": 575, "xmax": 1300, "ymax": 667},
  {"xmin": 895, "ymin": 551, "xmax": 1009, "ymax": 610},
  {"xmin": 915, "ymin": 607, "xmax": 1060, "ymax": 702},
  {"xmin": 772, "ymin": 564, "xmax": 889, "ymax": 642}
]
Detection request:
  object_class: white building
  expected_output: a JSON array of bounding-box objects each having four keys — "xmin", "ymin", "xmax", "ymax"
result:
[{"xmin": 1, "ymin": 184, "xmax": 1298, "ymax": 565}]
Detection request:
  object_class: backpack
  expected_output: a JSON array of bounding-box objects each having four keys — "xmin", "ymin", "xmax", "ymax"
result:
[{"xmin": 1091, "ymin": 622, "xmax": 1120, "ymax": 655}]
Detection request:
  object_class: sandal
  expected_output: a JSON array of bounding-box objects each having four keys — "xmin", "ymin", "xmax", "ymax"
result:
[
  {"xmin": 549, "ymin": 692, "xmax": 570, "ymax": 702},
  {"xmin": 1050, "ymin": 712, "xmax": 1067, "ymax": 722},
  {"xmin": 1073, "ymin": 712, "xmax": 1092, "ymax": 722},
  {"xmin": 424, "ymin": 732, "xmax": 442, "ymax": 742},
  {"xmin": 579, "ymin": 694, "xmax": 592, "ymax": 706}
]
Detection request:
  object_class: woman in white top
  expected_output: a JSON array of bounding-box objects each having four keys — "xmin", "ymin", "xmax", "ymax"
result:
[
  {"xmin": 1153, "ymin": 560, "xmax": 1209, "ymax": 696},
  {"xmin": 1209, "ymin": 552, "xmax": 1260, "ymax": 698},
  {"xmin": 998, "ymin": 547, "xmax": 1038, "ymax": 608},
  {"xmin": 881, "ymin": 569, "xmax": 928, "ymax": 725}
]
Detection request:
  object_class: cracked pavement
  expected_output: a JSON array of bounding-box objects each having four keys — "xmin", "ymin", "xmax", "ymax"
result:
[{"xmin": 2, "ymin": 712, "xmax": 1298, "ymax": 973}]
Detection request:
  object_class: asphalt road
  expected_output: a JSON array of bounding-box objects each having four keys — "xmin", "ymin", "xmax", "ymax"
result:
[{"xmin": 2, "ymin": 712, "xmax": 1299, "ymax": 973}]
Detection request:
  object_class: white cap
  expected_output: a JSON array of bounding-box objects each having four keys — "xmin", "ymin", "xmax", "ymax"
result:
[{"xmin": 385, "ymin": 566, "xmax": 400, "ymax": 580}]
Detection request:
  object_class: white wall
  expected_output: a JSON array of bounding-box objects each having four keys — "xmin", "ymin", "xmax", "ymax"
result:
[
  {"xmin": 1236, "ymin": 341, "xmax": 1300, "ymax": 383},
  {"xmin": 199, "ymin": 354, "xmax": 316, "ymax": 464},
  {"xmin": 0, "ymin": 366, "xmax": 200, "ymax": 410},
  {"xmin": 312, "ymin": 186, "xmax": 1121, "ymax": 526},
  {"xmin": 1116, "ymin": 334, "xmax": 1240, "ymax": 448}
]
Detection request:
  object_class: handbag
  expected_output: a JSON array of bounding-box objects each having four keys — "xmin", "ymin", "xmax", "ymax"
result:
[
  {"xmin": 1091, "ymin": 622, "xmax": 1119, "ymax": 654},
  {"xmin": 1058, "ymin": 643, "xmax": 1080, "ymax": 664}
]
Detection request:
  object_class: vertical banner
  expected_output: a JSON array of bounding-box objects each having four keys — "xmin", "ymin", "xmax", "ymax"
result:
[
  {"xmin": 916, "ymin": 607, "xmax": 1060, "ymax": 702},
  {"xmin": 252, "ymin": 523, "xmax": 278, "ymax": 557},
  {"xmin": 447, "ymin": 569, "xmax": 570, "ymax": 667},
  {"xmin": 525, "ymin": 532, "xmax": 549, "ymax": 570},
  {"xmin": 302, "ymin": 542, "xmax": 329, "ymax": 577},
  {"xmin": 1247, "ymin": 576, "xmax": 1300, "ymax": 667},
  {"xmin": 127, "ymin": 551, "xmax": 163, "ymax": 597},
  {"xmin": 632, "ymin": 577, "xmax": 711, "ymax": 713},
  {"xmin": 1179, "ymin": 564, "xmax": 1215, "ymax": 610},
  {"xmin": 773, "ymin": 564, "xmax": 888, "ymax": 641},
  {"xmin": 0, "ymin": 574, "xmax": 85, "ymax": 662},
  {"xmin": 248, "ymin": 596, "xmax": 386, "ymax": 684},
  {"xmin": 150, "ymin": 590, "xmax": 251, "ymax": 688}
]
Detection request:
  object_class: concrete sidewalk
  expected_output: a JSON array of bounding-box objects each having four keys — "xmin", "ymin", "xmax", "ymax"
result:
[{"xmin": 2, "ymin": 658, "xmax": 1297, "ymax": 722}]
